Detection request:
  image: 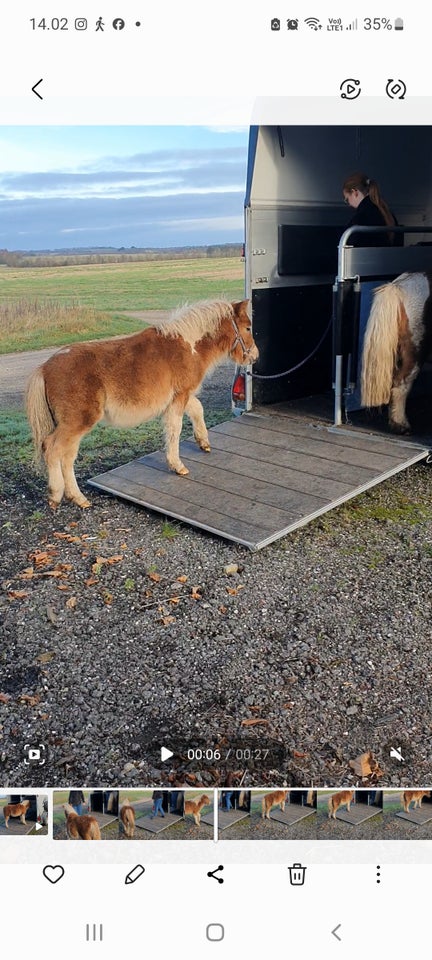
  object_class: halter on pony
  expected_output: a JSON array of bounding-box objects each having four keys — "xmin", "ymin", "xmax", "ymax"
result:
[{"xmin": 229, "ymin": 316, "xmax": 253, "ymax": 363}]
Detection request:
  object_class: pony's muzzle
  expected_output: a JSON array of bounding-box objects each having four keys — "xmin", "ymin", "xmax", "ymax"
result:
[{"xmin": 246, "ymin": 345, "xmax": 259, "ymax": 363}]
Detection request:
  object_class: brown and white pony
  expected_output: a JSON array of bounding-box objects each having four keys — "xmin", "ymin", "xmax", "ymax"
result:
[
  {"xmin": 26, "ymin": 298, "xmax": 258, "ymax": 509},
  {"xmin": 361, "ymin": 272, "xmax": 432, "ymax": 433}
]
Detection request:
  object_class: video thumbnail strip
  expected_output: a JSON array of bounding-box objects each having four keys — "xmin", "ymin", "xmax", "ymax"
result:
[{"xmin": 3, "ymin": 787, "xmax": 432, "ymax": 840}]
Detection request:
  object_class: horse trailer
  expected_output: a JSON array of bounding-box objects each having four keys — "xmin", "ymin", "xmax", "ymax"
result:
[{"xmin": 91, "ymin": 125, "xmax": 432, "ymax": 548}]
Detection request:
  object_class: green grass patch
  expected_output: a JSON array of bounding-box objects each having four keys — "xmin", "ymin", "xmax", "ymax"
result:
[
  {"xmin": 0, "ymin": 410, "xmax": 34, "ymax": 465},
  {"xmin": 1, "ymin": 408, "xmax": 232, "ymax": 480},
  {"xmin": 0, "ymin": 257, "xmax": 244, "ymax": 353},
  {"xmin": 338, "ymin": 488, "xmax": 432, "ymax": 525},
  {"xmin": 0, "ymin": 308, "xmax": 147, "ymax": 354},
  {"xmin": 160, "ymin": 520, "xmax": 181, "ymax": 540}
]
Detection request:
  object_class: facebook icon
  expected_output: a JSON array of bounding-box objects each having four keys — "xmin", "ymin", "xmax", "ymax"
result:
[{"xmin": 112, "ymin": 18, "xmax": 125, "ymax": 30}]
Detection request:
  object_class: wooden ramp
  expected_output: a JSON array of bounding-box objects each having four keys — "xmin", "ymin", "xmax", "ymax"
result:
[
  {"xmin": 267, "ymin": 806, "xmax": 316, "ymax": 826},
  {"xmin": 218, "ymin": 809, "xmax": 250, "ymax": 831},
  {"xmin": 332, "ymin": 805, "xmax": 383, "ymax": 825},
  {"xmin": 0, "ymin": 819, "xmax": 40, "ymax": 837},
  {"xmin": 135, "ymin": 811, "xmax": 182, "ymax": 834},
  {"xmin": 88, "ymin": 413, "xmax": 429, "ymax": 551},
  {"xmin": 396, "ymin": 808, "xmax": 432, "ymax": 825}
]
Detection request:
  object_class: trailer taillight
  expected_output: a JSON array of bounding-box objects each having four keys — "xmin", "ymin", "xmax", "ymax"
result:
[{"xmin": 232, "ymin": 372, "xmax": 246, "ymax": 401}]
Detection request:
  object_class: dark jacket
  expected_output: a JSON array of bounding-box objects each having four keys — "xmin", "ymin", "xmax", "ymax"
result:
[
  {"xmin": 68, "ymin": 790, "xmax": 85, "ymax": 805},
  {"xmin": 346, "ymin": 195, "xmax": 398, "ymax": 247}
]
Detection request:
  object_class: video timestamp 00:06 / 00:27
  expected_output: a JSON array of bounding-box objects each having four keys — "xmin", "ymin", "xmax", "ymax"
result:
[{"xmin": 187, "ymin": 748, "xmax": 271, "ymax": 762}]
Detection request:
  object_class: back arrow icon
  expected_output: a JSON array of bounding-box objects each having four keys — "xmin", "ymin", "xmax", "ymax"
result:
[
  {"xmin": 331, "ymin": 924, "xmax": 342, "ymax": 941},
  {"xmin": 32, "ymin": 79, "xmax": 44, "ymax": 100}
]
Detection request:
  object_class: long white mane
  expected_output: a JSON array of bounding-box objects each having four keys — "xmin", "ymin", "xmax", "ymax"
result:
[{"xmin": 154, "ymin": 299, "xmax": 235, "ymax": 348}]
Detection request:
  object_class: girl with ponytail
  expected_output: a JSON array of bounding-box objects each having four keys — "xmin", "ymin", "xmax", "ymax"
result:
[{"xmin": 342, "ymin": 172, "xmax": 398, "ymax": 246}]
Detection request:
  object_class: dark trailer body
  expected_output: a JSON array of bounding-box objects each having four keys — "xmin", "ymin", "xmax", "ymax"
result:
[{"xmin": 241, "ymin": 125, "xmax": 432, "ymax": 420}]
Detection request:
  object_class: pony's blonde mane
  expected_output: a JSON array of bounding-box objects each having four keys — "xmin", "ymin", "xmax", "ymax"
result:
[{"xmin": 154, "ymin": 299, "xmax": 235, "ymax": 348}]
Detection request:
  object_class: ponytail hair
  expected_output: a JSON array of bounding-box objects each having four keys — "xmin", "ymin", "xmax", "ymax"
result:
[{"xmin": 343, "ymin": 171, "xmax": 396, "ymax": 228}]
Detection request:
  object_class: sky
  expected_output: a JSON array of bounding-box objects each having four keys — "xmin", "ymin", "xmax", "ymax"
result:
[{"xmin": 0, "ymin": 126, "xmax": 249, "ymax": 251}]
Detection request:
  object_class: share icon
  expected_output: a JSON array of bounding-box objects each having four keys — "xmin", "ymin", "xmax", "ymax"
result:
[{"xmin": 207, "ymin": 865, "xmax": 224, "ymax": 883}]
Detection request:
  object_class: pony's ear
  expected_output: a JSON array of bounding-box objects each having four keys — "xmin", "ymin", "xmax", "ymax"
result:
[{"xmin": 232, "ymin": 299, "xmax": 249, "ymax": 315}]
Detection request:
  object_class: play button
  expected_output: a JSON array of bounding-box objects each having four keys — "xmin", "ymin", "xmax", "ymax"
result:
[
  {"xmin": 35, "ymin": 821, "xmax": 44, "ymax": 831},
  {"xmin": 161, "ymin": 746, "xmax": 174, "ymax": 762}
]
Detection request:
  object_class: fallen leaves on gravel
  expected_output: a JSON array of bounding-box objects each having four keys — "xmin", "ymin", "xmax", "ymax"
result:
[
  {"xmin": 28, "ymin": 547, "xmax": 59, "ymax": 566},
  {"xmin": 53, "ymin": 533, "xmax": 82, "ymax": 543},
  {"xmin": 7, "ymin": 590, "xmax": 30, "ymax": 600},
  {"xmin": 0, "ymin": 693, "xmax": 11, "ymax": 703},
  {"xmin": 241, "ymin": 718, "xmax": 269, "ymax": 727},
  {"xmin": 349, "ymin": 750, "xmax": 385, "ymax": 779},
  {"xmin": 148, "ymin": 571, "xmax": 161, "ymax": 582},
  {"xmin": 93, "ymin": 554, "xmax": 123, "ymax": 567}
]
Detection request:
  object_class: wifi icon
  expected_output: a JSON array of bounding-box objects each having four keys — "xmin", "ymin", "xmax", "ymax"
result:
[{"xmin": 304, "ymin": 17, "xmax": 322, "ymax": 30}]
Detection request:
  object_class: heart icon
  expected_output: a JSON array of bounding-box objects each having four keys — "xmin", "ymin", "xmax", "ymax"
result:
[{"xmin": 43, "ymin": 865, "xmax": 65, "ymax": 884}]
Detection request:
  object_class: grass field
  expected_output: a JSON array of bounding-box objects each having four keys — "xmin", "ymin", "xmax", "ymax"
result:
[{"xmin": 0, "ymin": 257, "xmax": 244, "ymax": 353}]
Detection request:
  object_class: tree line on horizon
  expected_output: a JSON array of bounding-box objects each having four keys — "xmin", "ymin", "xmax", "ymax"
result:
[{"xmin": 0, "ymin": 243, "xmax": 243, "ymax": 269}]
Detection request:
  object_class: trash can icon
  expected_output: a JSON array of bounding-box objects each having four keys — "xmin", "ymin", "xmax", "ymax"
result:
[{"xmin": 288, "ymin": 863, "xmax": 307, "ymax": 885}]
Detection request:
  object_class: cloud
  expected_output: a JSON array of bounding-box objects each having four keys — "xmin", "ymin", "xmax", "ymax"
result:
[{"xmin": 0, "ymin": 138, "xmax": 248, "ymax": 248}]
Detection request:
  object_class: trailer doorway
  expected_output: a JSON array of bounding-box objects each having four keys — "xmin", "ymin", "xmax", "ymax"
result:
[{"xmin": 242, "ymin": 126, "xmax": 432, "ymax": 440}]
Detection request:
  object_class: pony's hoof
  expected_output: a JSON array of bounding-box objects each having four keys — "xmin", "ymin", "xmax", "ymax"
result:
[
  {"xmin": 199, "ymin": 441, "xmax": 211, "ymax": 452},
  {"xmin": 176, "ymin": 466, "xmax": 189, "ymax": 476},
  {"xmin": 390, "ymin": 421, "xmax": 411, "ymax": 435},
  {"xmin": 48, "ymin": 498, "xmax": 60, "ymax": 511},
  {"xmin": 76, "ymin": 497, "xmax": 91, "ymax": 508}
]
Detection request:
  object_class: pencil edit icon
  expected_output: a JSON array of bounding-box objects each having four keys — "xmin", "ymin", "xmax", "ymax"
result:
[{"xmin": 125, "ymin": 864, "xmax": 145, "ymax": 885}]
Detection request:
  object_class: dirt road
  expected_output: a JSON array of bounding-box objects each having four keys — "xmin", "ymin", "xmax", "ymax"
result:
[{"xmin": 0, "ymin": 311, "xmax": 170, "ymax": 409}]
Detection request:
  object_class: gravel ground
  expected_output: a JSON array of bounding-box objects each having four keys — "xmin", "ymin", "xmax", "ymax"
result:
[{"xmin": 2, "ymin": 356, "xmax": 432, "ymax": 790}]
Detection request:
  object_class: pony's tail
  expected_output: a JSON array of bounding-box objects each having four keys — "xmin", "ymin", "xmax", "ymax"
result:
[
  {"xmin": 361, "ymin": 283, "xmax": 403, "ymax": 408},
  {"xmin": 25, "ymin": 367, "xmax": 54, "ymax": 473}
]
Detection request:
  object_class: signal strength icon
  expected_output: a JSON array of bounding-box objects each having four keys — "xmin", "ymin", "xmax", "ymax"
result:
[
  {"xmin": 304, "ymin": 17, "xmax": 322, "ymax": 31},
  {"xmin": 346, "ymin": 18, "xmax": 358, "ymax": 30}
]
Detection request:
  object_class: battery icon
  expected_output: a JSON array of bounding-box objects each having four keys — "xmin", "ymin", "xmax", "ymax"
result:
[{"xmin": 394, "ymin": 18, "xmax": 404, "ymax": 30}]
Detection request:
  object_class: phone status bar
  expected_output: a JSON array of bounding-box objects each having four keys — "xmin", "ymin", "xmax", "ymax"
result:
[{"xmin": 270, "ymin": 16, "xmax": 404, "ymax": 32}]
